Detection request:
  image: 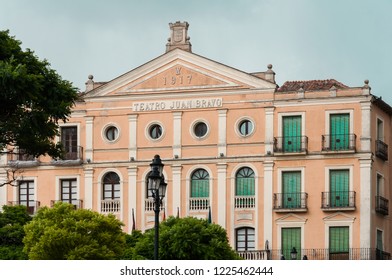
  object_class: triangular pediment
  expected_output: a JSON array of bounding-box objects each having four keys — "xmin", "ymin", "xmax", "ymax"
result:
[
  {"xmin": 276, "ymin": 213, "xmax": 308, "ymax": 224},
  {"xmin": 85, "ymin": 48, "xmax": 276, "ymax": 97},
  {"xmin": 323, "ymin": 212, "xmax": 356, "ymax": 222}
]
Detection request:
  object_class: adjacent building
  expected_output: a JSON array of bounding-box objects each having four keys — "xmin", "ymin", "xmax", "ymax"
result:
[{"xmin": 1, "ymin": 21, "xmax": 391, "ymax": 260}]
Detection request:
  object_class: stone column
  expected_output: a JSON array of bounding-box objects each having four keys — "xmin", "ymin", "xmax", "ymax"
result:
[
  {"xmin": 218, "ymin": 109, "xmax": 227, "ymax": 156},
  {"xmin": 85, "ymin": 116, "xmax": 94, "ymax": 161},
  {"xmin": 0, "ymin": 170, "xmax": 7, "ymax": 207},
  {"xmin": 173, "ymin": 112, "xmax": 182, "ymax": 158},
  {"xmin": 265, "ymin": 107, "xmax": 275, "ymax": 155},
  {"xmin": 360, "ymin": 101, "xmax": 372, "ymax": 152},
  {"xmin": 171, "ymin": 165, "xmax": 182, "ymax": 217},
  {"xmin": 217, "ymin": 163, "xmax": 227, "ymax": 228},
  {"xmin": 263, "ymin": 161, "xmax": 274, "ymax": 248},
  {"xmin": 84, "ymin": 168, "xmax": 94, "ymax": 209},
  {"xmin": 128, "ymin": 166, "xmax": 138, "ymax": 233},
  {"xmin": 128, "ymin": 115, "xmax": 138, "ymax": 160},
  {"xmin": 360, "ymin": 158, "xmax": 372, "ymax": 251}
]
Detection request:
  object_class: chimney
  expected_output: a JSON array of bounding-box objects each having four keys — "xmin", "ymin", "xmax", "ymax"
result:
[{"xmin": 166, "ymin": 21, "xmax": 192, "ymax": 53}]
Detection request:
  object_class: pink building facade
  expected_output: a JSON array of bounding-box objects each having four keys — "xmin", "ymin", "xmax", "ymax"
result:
[{"xmin": 1, "ymin": 22, "xmax": 391, "ymax": 260}]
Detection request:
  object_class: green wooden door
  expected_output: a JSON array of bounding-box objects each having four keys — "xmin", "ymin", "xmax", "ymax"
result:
[
  {"xmin": 282, "ymin": 227, "xmax": 301, "ymax": 260},
  {"xmin": 283, "ymin": 116, "xmax": 302, "ymax": 152},
  {"xmin": 191, "ymin": 169, "xmax": 209, "ymax": 197},
  {"xmin": 329, "ymin": 226, "xmax": 349, "ymax": 259},
  {"xmin": 330, "ymin": 170, "xmax": 349, "ymax": 207},
  {"xmin": 236, "ymin": 167, "xmax": 255, "ymax": 196},
  {"xmin": 282, "ymin": 171, "xmax": 301, "ymax": 208},
  {"xmin": 330, "ymin": 114, "xmax": 349, "ymax": 150}
]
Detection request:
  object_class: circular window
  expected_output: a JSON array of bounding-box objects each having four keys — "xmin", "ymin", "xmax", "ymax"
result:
[
  {"xmin": 239, "ymin": 119, "xmax": 254, "ymax": 136},
  {"xmin": 194, "ymin": 122, "xmax": 208, "ymax": 138},
  {"xmin": 149, "ymin": 124, "xmax": 163, "ymax": 140},
  {"xmin": 104, "ymin": 125, "xmax": 119, "ymax": 142}
]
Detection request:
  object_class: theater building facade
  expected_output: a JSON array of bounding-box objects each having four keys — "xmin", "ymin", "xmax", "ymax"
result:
[{"xmin": 1, "ymin": 22, "xmax": 391, "ymax": 260}]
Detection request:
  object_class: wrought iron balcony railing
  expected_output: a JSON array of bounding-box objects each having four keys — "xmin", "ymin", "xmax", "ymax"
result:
[
  {"xmin": 274, "ymin": 136, "xmax": 308, "ymax": 153},
  {"xmin": 375, "ymin": 140, "xmax": 388, "ymax": 161},
  {"xmin": 237, "ymin": 248, "xmax": 391, "ymax": 260},
  {"xmin": 375, "ymin": 195, "xmax": 389, "ymax": 215},
  {"xmin": 321, "ymin": 191, "xmax": 356, "ymax": 210},
  {"xmin": 8, "ymin": 201, "xmax": 40, "ymax": 215},
  {"xmin": 50, "ymin": 199, "xmax": 83, "ymax": 209},
  {"xmin": 234, "ymin": 195, "xmax": 255, "ymax": 209},
  {"xmin": 273, "ymin": 192, "xmax": 308, "ymax": 212},
  {"xmin": 322, "ymin": 134, "xmax": 356, "ymax": 152}
]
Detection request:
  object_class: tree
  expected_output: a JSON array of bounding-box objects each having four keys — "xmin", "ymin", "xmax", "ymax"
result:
[
  {"xmin": 0, "ymin": 30, "xmax": 79, "ymax": 159},
  {"xmin": 0, "ymin": 205, "xmax": 32, "ymax": 259},
  {"xmin": 23, "ymin": 202, "xmax": 126, "ymax": 260},
  {"xmin": 125, "ymin": 216, "xmax": 241, "ymax": 260}
]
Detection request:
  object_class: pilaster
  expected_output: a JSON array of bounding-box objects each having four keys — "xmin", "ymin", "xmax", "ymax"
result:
[
  {"xmin": 217, "ymin": 163, "xmax": 228, "ymax": 228},
  {"xmin": 84, "ymin": 168, "xmax": 94, "ymax": 209},
  {"xmin": 218, "ymin": 109, "xmax": 228, "ymax": 156},
  {"xmin": 173, "ymin": 112, "xmax": 182, "ymax": 158},
  {"xmin": 263, "ymin": 161, "xmax": 274, "ymax": 248},
  {"xmin": 128, "ymin": 115, "xmax": 138, "ymax": 160},
  {"xmin": 85, "ymin": 116, "xmax": 94, "ymax": 161}
]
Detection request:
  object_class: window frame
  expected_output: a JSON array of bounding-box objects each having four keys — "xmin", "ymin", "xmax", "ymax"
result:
[
  {"xmin": 235, "ymin": 227, "xmax": 255, "ymax": 251},
  {"xmin": 102, "ymin": 172, "xmax": 121, "ymax": 200}
]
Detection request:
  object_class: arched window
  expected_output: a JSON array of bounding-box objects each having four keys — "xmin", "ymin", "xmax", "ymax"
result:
[
  {"xmin": 102, "ymin": 172, "xmax": 120, "ymax": 200},
  {"xmin": 235, "ymin": 167, "xmax": 255, "ymax": 196},
  {"xmin": 236, "ymin": 227, "xmax": 255, "ymax": 251},
  {"xmin": 190, "ymin": 169, "xmax": 210, "ymax": 198}
]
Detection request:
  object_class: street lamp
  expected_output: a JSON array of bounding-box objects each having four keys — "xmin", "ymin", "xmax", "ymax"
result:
[
  {"xmin": 290, "ymin": 247, "xmax": 298, "ymax": 260},
  {"xmin": 148, "ymin": 155, "xmax": 166, "ymax": 260}
]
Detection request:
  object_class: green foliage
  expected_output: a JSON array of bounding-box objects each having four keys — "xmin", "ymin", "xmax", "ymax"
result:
[
  {"xmin": 0, "ymin": 205, "xmax": 32, "ymax": 259},
  {"xmin": 124, "ymin": 216, "xmax": 241, "ymax": 260},
  {"xmin": 0, "ymin": 30, "xmax": 79, "ymax": 158},
  {"xmin": 23, "ymin": 202, "xmax": 126, "ymax": 260}
]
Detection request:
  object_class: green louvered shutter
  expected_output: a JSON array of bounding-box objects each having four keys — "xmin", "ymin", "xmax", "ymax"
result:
[
  {"xmin": 329, "ymin": 226, "xmax": 349, "ymax": 259},
  {"xmin": 283, "ymin": 116, "xmax": 301, "ymax": 152},
  {"xmin": 282, "ymin": 228, "xmax": 301, "ymax": 260},
  {"xmin": 191, "ymin": 169, "xmax": 209, "ymax": 198},
  {"xmin": 330, "ymin": 114, "xmax": 349, "ymax": 150},
  {"xmin": 282, "ymin": 171, "xmax": 301, "ymax": 208},
  {"xmin": 330, "ymin": 170, "xmax": 349, "ymax": 207},
  {"xmin": 235, "ymin": 167, "xmax": 255, "ymax": 196}
]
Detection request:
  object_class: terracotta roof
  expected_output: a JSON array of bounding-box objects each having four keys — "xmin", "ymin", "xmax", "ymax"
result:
[{"xmin": 277, "ymin": 79, "xmax": 349, "ymax": 92}]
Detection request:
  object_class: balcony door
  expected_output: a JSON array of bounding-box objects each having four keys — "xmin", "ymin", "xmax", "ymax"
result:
[
  {"xmin": 329, "ymin": 226, "xmax": 349, "ymax": 259},
  {"xmin": 61, "ymin": 126, "xmax": 77, "ymax": 159},
  {"xmin": 282, "ymin": 116, "xmax": 301, "ymax": 152},
  {"xmin": 330, "ymin": 114, "xmax": 349, "ymax": 150},
  {"xmin": 330, "ymin": 169, "xmax": 349, "ymax": 207},
  {"xmin": 282, "ymin": 171, "xmax": 301, "ymax": 208},
  {"xmin": 281, "ymin": 227, "xmax": 301, "ymax": 260}
]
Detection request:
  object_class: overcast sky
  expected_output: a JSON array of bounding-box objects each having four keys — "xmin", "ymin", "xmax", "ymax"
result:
[{"xmin": 1, "ymin": 0, "xmax": 391, "ymax": 104}]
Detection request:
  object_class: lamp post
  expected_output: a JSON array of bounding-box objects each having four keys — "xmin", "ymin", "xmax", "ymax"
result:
[
  {"xmin": 290, "ymin": 247, "xmax": 298, "ymax": 260},
  {"xmin": 148, "ymin": 155, "xmax": 167, "ymax": 260}
]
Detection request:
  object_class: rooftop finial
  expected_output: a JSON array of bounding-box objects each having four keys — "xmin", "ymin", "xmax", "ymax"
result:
[{"xmin": 166, "ymin": 21, "xmax": 192, "ymax": 53}]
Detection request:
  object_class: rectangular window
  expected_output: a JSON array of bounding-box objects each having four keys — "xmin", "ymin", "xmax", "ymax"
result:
[
  {"xmin": 329, "ymin": 226, "xmax": 349, "ymax": 259},
  {"xmin": 281, "ymin": 227, "xmax": 301, "ymax": 260},
  {"xmin": 282, "ymin": 116, "xmax": 302, "ymax": 152},
  {"xmin": 377, "ymin": 118, "xmax": 384, "ymax": 141},
  {"xmin": 191, "ymin": 179, "xmax": 209, "ymax": 198},
  {"xmin": 282, "ymin": 171, "xmax": 301, "ymax": 208},
  {"xmin": 330, "ymin": 113, "xmax": 350, "ymax": 150},
  {"xmin": 19, "ymin": 180, "xmax": 35, "ymax": 214},
  {"xmin": 329, "ymin": 169, "xmax": 349, "ymax": 207},
  {"xmin": 61, "ymin": 179, "xmax": 77, "ymax": 205},
  {"xmin": 61, "ymin": 126, "xmax": 78, "ymax": 159}
]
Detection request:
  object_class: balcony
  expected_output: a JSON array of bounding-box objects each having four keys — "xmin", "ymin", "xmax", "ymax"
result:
[
  {"xmin": 274, "ymin": 136, "xmax": 308, "ymax": 154},
  {"xmin": 234, "ymin": 196, "xmax": 255, "ymax": 209},
  {"xmin": 322, "ymin": 134, "xmax": 356, "ymax": 152},
  {"xmin": 144, "ymin": 198, "xmax": 165, "ymax": 212},
  {"xmin": 321, "ymin": 191, "xmax": 356, "ymax": 211},
  {"xmin": 7, "ymin": 149, "xmax": 39, "ymax": 168},
  {"xmin": 8, "ymin": 201, "xmax": 40, "ymax": 215},
  {"xmin": 375, "ymin": 195, "xmax": 389, "ymax": 216},
  {"xmin": 375, "ymin": 140, "xmax": 388, "ymax": 161},
  {"xmin": 189, "ymin": 197, "xmax": 209, "ymax": 211},
  {"xmin": 50, "ymin": 200, "xmax": 83, "ymax": 209},
  {"xmin": 51, "ymin": 145, "xmax": 83, "ymax": 166},
  {"xmin": 238, "ymin": 248, "xmax": 391, "ymax": 260},
  {"xmin": 101, "ymin": 199, "xmax": 120, "ymax": 213},
  {"xmin": 273, "ymin": 192, "xmax": 308, "ymax": 212}
]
